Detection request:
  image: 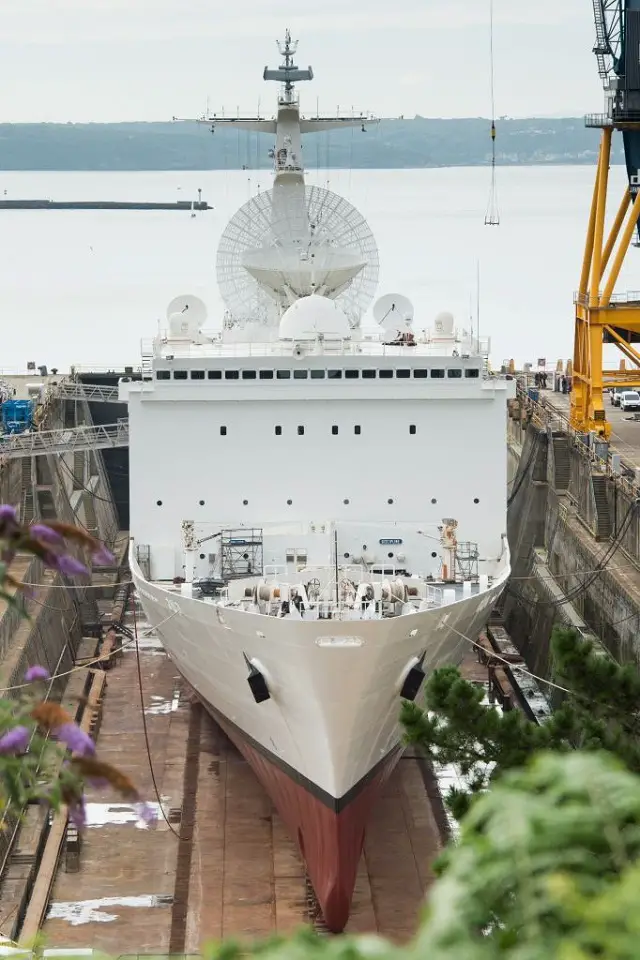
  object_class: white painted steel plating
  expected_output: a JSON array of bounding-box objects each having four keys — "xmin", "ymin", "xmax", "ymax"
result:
[{"xmin": 125, "ymin": 34, "xmax": 515, "ymax": 807}]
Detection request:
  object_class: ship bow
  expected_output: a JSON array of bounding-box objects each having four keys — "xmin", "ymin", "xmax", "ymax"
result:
[{"xmin": 212, "ymin": 710, "xmax": 401, "ymax": 932}]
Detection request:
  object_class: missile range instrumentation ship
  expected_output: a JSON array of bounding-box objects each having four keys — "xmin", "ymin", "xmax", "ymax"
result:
[{"xmin": 122, "ymin": 32, "xmax": 515, "ymax": 932}]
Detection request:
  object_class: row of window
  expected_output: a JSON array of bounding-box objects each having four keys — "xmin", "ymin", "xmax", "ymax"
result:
[
  {"xmin": 156, "ymin": 367, "xmax": 480, "ymax": 381},
  {"xmin": 215, "ymin": 424, "xmax": 419, "ymax": 436}
]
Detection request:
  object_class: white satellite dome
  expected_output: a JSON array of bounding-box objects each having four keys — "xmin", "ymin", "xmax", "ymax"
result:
[
  {"xmin": 434, "ymin": 311, "xmax": 455, "ymax": 337},
  {"xmin": 279, "ymin": 295, "xmax": 352, "ymax": 341}
]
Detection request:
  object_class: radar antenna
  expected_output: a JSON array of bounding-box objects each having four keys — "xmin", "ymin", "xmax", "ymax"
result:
[{"xmin": 570, "ymin": 0, "xmax": 640, "ymax": 439}]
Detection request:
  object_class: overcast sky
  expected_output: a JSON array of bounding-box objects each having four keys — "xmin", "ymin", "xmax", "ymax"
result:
[{"xmin": 0, "ymin": 0, "xmax": 604, "ymax": 122}]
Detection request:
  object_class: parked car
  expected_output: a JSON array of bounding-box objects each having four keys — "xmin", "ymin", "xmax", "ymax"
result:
[
  {"xmin": 611, "ymin": 387, "xmax": 625, "ymax": 406},
  {"xmin": 619, "ymin": 390, "xmax": 640, "ymax": 412}
]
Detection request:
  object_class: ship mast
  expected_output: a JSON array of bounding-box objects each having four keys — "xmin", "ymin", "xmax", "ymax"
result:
[
  {"xmin": 175, "ymin": 29, "xmax": 377, "ymax": 185},
  {"xmin": 177, "ymin": 33, "xmax": 380, "ymax": 327}
]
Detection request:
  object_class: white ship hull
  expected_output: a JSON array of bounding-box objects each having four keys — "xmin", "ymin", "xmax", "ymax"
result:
[{"xmin": 130, "ymin": 548, "xmax": 509, "ymax": 930}]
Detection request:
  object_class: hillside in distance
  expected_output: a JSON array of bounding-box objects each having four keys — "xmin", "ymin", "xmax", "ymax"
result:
[{"xmin": 0, "ymin": 117, "xmax": 621, "ymax": 170}]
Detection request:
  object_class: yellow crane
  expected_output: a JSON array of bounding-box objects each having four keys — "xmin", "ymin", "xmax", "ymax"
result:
[{"xmin": 571, "ymin": 1, "xmax": 640, "ymax": 439}]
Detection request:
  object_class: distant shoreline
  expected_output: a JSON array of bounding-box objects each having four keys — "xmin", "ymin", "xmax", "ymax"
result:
[{"xmin": 0, "ymin": 118, "xmax": 619, "ymax": 171}]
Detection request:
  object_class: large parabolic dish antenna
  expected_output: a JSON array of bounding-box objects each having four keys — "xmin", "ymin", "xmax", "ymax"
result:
[{"xmin": 216, "ymin": 185, "xmax": 379, "ymax": 327}]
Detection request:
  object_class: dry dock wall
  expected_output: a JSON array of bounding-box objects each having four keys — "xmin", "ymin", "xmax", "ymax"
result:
[
  {"xmin": 504, "ymin": 398, "xmax": 640, "ymax": 679},
  {"xmin": 0, "ymin": 385, "xmax": 121, "ymax": 879}
]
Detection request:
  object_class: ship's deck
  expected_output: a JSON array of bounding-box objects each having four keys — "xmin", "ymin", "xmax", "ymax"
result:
[
  {"xmin": 146, "ymin": 332, "xmax": 491, "ymax": 363},
  {"xmin": 157, "ymin": 577, "xmax": 491, "ymax": 616}
]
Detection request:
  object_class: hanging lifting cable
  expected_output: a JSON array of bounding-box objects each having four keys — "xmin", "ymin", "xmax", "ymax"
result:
[{"xmin": 484, "ymin": 0, "xmax": 500, "ymax": 226}]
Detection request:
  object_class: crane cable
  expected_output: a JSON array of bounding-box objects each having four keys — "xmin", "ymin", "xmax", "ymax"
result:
[{"xmin": 485, "ymin": 0, "xmax": 500, "ymax": 226}]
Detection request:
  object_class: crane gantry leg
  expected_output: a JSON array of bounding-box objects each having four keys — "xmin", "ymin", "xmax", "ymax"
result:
[{"xmin": 570, "ymin": 125, "xmax": 640, "ymax": 439}]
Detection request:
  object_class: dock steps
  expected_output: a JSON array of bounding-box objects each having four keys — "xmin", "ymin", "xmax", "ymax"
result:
[
  {"xmin": 592, "ymin": 475, "xmax": 613, "ymax": 541},
  {"xmin": 551, "ymin": 435, "xmax": 571, "ymax": 491},
  {"xmin": 0, "ymin": 420, "xmax": 129, "ymax": 458}
]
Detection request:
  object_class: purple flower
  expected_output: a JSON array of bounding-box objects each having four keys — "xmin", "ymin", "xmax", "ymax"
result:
[
  {"xmin": 55, "ymin": 722, "xmax": 95, "ymax": 757},
  {"xmin": 136, "ymin": 801, "xmax": 158, "ymax": 825},
  {"xmin": 29, "ymin": 524, "xmax": 64, "ymax": 546},
  {"xmin": 0, "ymin": 505, "xmax": 18, "ymax": 535},
  {"xmin": 0, "ymin": 725, "xmax": 31, "ymax": 755},
  {"xmin": 92, "ymin": 544, "xmax": 115, "ymax": 566},
  {"xmin": 54, "ymin": 555, "xmax": 90, "ymax": 577},
  {"xmin": 24, "ymin": 664, "xmax": 50, "ymax": 683},
  {"xmin": 68, "ymin": 799, "xmax": 86, "ymax": 829}
]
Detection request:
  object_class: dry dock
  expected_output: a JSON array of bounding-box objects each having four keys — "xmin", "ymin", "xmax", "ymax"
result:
[{"xmin": 4, "ymin": 369, "xmax": 635, "ymax": 949}]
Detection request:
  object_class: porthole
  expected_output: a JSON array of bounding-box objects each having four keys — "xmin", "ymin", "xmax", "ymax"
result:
[
  {"xmin": 243, "ymin": 499, "xmax": 248, "ymax": 506},
  {"xmin": 362, "ymin": 544, "xmax": 368, "ymax": 551},
  {"xmin": 387, "ymin": 552, "xmax": 394, "ymax": 559},
  {"xmin": 199, "ymin": 499, "xmax": 205, "ymax": 506},
  {"xmin": 431, "ymin": 552, "xmax": 437, "ymax": 559},
  {"xmin": 199, "ymin": 553, "xmax": 205, "ymax": 560},
  {"xmin": 474, "ymin": 498, "xmax": 480, "ymax": 504},
  {"xmin": 344, "ymin": 552, "xmax": 350, "ymax": 559},
  {"xmin": 287, "ymin": 499, "xmax": 293, "ymax": 506},
  {"xmin": 343, "ymin": 499, "xmax": 350, "ymax": 505},
  {"xmin": 242, "ymin": 553, "xmax": 249, "ymax": 560},
  {"xmin": 387, "ymin": 498, "xmax": 394, "ymax": 505},
  {"xmin": 431, "ymin": 498, "xmax": 437, "ymax": 504},
  {"xmin": 156, "ymin": 500, "xmax": 163, "ymax": 506}
]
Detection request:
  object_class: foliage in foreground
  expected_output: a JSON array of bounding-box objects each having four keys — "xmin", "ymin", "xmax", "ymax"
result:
[
  {"xmin": 401, "ymin": 624, "xmax": 640, "ymax": 819},
  {"xmin": 199, "ymin": 753, "xmax": 640, "ymax": 959},
  {"xmin": 0, "ymin": 505, "xmax": 153, "ymax": 826}
]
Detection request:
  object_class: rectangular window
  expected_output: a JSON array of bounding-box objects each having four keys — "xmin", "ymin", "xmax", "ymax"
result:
[
  {"xmin": 465, "ymin": 368, "xmax": 480, "ymax": 378},
  {"xmin": 294, "ymin": 369, "xmax": 308, "ymax": 379},
  {"xmin": 275, "ymin": 425, "xmax": 282, "ymax": 436},
  {"xmin": 225, "ymin": 370, "xmax": 239, "ymax": 380},
  {"xmin": 190, "ymin": 370, "xmax": 205, "ymax": 380},
  {"xmin": 259, "ymin": 370, "xmax": 274, "ymax": 380},
  {"xmin": 448, "ymin": 369, "xmax": 462, "ymax": 379},
  {"xmin": 396, "ymin": 369, "xmax": 410, "ymax": 379},
  {"xmin": 173, "ymin": 370, "xmax": 188, "ymax": 380},
  {"xmin": 345, "ymin": 369, "xmax": 359, "ymax": 379},
  {"xmin": 410, "ymin": 425, "xmax": 417, "ymax": 435},
  {"xmin": 431, "ymin": 369, "xmax": 445, "ymax": 379},
  {"xmin": 354, "ymin": 425, "xmax": 361, "ymax": 435},
  {"xmin": 208, "ymin": 370, "xmax": 222, "ymax": 380},
  {"xmin": 276, "ymin": 369, "xmax": 291, "ymax": 379},
  {"xmin": 298, "ymin": 425, "xmax": 305, "ymax": 435},
  {"xmin": 156, "ymin": 370, "xmax": 170, "ymax": 380},
  {"xmin": 379, "ymin": 369, "xmax": 393, "ymax": 379},
  {"xmin": 362, "ymin": 369, "xmax": 376, "ymax": 379},
  {"xmin": 286, "ymin": 550, "xmax": 295, "ymax": 563},
  {"xmin": 413, "ymin": 369, "xmax": 429, "ymax": 379},
  {"xmin": 310, "ymin": 369, "xmax": 326, "ymax": 379},
  {"xmin": 328, "ymin": 370, "xmax": 343, "ymax": 379},
  {"xmin": 220, "ymin": 426, "xmax": 227, "ymax": 436},
  {"xmin": 242, "ymin": 370, "xmax": 257, "ymax": 380},
  {"xmin": 332, "ymin": 425, "xmax": 339, "ymax": 435}
]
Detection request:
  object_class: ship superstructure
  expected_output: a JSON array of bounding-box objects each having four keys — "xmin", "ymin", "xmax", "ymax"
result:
[{"xmin": 122, "ymin": 34, "xmax": 515, "ymax": 932}]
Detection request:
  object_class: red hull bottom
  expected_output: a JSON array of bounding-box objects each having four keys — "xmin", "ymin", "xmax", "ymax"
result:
[{"xmin": 211, "ymin": 711, "xmax": 401, "ymax": 932}]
